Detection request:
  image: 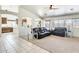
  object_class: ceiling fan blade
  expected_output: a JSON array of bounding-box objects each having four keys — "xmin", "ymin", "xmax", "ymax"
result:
[
  {"xmin": 49, "ymin": 5, "xmax": 58, "ymax": 10},
  {"xmin": 49, "ymin": 5, "xmax": 53, "ymax": 9}
]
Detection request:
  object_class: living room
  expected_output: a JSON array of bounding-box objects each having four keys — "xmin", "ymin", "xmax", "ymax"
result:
[
  {"xmin": 19, "ymin": 5, "xmax": 79, "ymax": 39},
  {"xmin": 1, "ymin": 0, "xmax": 79, "ymax": 59},
  {"xmin": 19, "ymin": 5, "xmax": 79, "ymax": 52},
  {"xmin": 0, "ymin": 5, "xmax": 79, "ymax": 53}
]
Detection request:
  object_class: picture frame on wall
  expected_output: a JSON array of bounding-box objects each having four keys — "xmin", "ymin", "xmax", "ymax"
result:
[{"xmin": 22, "ymin": 19, "xmax": 27, "ymax": 26}]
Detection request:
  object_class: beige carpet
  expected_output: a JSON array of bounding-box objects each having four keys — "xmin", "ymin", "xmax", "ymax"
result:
[{"xmin": 28, "ymin": 35, "xmax": 79, "ymax": 53}]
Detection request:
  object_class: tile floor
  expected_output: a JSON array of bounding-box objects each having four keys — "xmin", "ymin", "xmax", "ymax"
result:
[{"xmin": 0, "ymin": 33, "xmax": 49, "ymax": 53}]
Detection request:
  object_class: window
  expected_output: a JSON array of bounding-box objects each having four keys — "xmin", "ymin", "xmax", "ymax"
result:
[
  {"xmin": 54, "ymin": 20, "xmax": 59, "ymax": 27},
  {"xmin": 58, "ymin": 20, "xmax": 65, "ymax": 27},
  {"xmin": 73, "ymin": 19, "xmax": 79, "ymax": 28},
  {"xmin": 65, "ymin": 19, "xmax": 72, "ymax": 27},
  {"xmin": 45, "ymin": 20, "xmax": 50, "ymax": 30},
  {"xmin": 54, "ymin": 20, "xmax": 64, "ymax": 27}
]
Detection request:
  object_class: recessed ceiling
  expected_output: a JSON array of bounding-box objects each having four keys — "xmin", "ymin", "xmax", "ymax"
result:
[{"xmin": 21, "ymin": 5, "xmax": 79, "ymax": 17}]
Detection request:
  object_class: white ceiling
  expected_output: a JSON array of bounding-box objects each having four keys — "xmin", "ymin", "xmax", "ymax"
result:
[
  {"xmin": 1, "ymin": 5, "xmax": 19, "ymax": 13},
  {"xmin": 0, "ymin": 5, "xmax": 18, "ymax": 20},
  {"xmin": 21, "ymin": 5, "xmax": 79, "ymax": 17}
]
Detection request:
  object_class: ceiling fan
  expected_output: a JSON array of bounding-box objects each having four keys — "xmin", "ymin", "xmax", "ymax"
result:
[
  {"xmin": 49, "ymin": 5, "xmax": 58, "ymax": 10},
  {"xmin": 43, "ymin": 5, "xmax": 59, "ymax": 17}
]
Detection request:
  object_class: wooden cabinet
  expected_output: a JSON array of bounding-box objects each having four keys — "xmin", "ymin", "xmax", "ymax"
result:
[{"xmin": 2, "ymin": 27, "xmax": 13, "ymax": 33}]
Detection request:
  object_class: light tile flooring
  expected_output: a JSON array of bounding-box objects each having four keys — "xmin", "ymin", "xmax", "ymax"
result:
[{"xmin": 0, "ymin": 33, "xmax": 49, "ymax": 53}]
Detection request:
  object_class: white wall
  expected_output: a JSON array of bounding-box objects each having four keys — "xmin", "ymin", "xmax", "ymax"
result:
[
  {"xmin": 19, "ymin": 6, "xmax": 44, "ymax": 27},
  {"xmin": 18, "ymin": 6, "xmax": 45, "ymax": 39}
]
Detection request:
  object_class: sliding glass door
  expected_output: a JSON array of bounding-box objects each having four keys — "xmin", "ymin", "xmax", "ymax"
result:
[
  {"xmin": 52, "ymin": 19, "xmax": 79, "ymax": 37},
  {"xmin": 72, "ymin": 19, "xmax": 79, "ymax": 37},
  {"xmin": 44, "ymin": 17, "xmax": 79, "ymax": 38}
]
